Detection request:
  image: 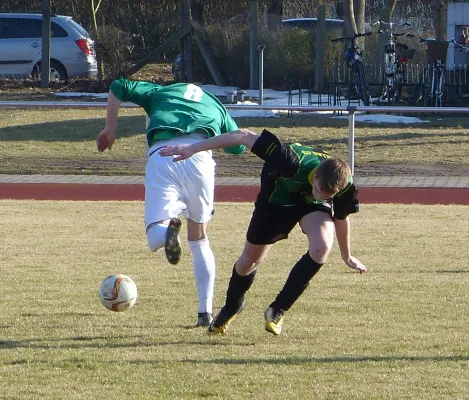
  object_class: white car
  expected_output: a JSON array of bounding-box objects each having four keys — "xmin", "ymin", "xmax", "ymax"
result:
[{"xmin": 0, "ymin": 12, "xmax": 97, "ymax": 81}]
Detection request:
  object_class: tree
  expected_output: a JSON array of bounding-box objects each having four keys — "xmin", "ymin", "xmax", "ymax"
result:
[
  {"xmin": 91, "ymin": 0, "xmax": 105, "ymax": 80},
  {"xmin": 343, "ymin": 0, "xmax": 365, "ymax": 36}
]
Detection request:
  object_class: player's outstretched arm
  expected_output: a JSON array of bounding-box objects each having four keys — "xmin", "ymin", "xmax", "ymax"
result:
[
  {"xmin": 159, "ymin": 129, "xmax": 259, "ymax": 161},
  {"xmin": 334, "ymin": 217, "xmax": 367, "ymax": 274},
  {"xmin": 96, "ymin": 90, "xmax": 122, "ymax": 152}
]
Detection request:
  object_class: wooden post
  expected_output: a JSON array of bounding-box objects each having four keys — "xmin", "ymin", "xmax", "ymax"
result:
[
  {"xmin": 179, "ymin": 0, "xmax": 193, "ymax": 81},
  {"xmin": 40, "ymin": 0, "xmax": 51, "ymax": 88},
  {"xmin": 249, "ymin": 1, "xmax": 259, "ymax": 89},
  {"xmin": 315, "ymin": 5, "xmax": 326, "ymax": 92}
]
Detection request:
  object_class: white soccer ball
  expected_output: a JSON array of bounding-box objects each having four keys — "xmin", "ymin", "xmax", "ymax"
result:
[{"xmin": 99, "ymin": 274, "xmax": 138, "ymax": 312}]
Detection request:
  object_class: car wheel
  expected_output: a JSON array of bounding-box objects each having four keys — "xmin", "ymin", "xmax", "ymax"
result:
[{"xmin": 32, "ymin": 60, "xmax": 68, "ymax": 82}]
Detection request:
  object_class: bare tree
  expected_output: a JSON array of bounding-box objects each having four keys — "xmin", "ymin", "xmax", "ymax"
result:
[
  {"xmin": 380, "ymin": 0, "xmax": 398, "ymax": 23},
  {"xmin": 90, "ymin": 0, "xmax": 104, "ymax": 80},
  {"xmin": 343, "ymin": 0, "xmax": 366, "ymax": 48},
  {"xmin": 343, "ymin": 0, "xmax": 364, "ymax": 35}
]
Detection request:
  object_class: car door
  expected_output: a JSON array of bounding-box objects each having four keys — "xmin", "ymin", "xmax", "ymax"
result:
[{"xmin": 0, "ymin": 17, "xmax": 42, "ymax": 78}]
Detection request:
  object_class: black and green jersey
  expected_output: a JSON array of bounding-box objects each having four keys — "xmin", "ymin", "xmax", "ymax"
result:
[
  {"xmin": 109, "ymin": 79, "xmax": 245, "ymax": 154},
  {"xmin": 251, "ymin": 130, "xmax": 359, "ymax": 219}
]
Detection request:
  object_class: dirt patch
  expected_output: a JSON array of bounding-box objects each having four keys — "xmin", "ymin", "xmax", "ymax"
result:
[{"xmin": 3, "ymin": 154, "xmax": 468, "ymax": 178}]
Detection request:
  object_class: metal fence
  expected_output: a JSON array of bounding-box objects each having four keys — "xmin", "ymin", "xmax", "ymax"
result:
[{"xmin": 1, "ymin": 3, "xmax": 469, "ymax": 106}]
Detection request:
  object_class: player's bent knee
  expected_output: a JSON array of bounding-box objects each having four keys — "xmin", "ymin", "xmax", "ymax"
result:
[
  {"xmin": 235, "ymin": 258, "xmax": 260, "ymax": 276},
  {"xmin": 146, "ymin": 223, "xmax": 167, "ymax": 252},
  {"xmin": 308, "ymin": 244, "xmax": 331, "ymax": 264}
]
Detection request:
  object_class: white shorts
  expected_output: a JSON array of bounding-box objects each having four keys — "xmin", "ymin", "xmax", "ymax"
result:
[{"xmin": 144, "ymin": 133, "xmax": 216, "ymax": 228}]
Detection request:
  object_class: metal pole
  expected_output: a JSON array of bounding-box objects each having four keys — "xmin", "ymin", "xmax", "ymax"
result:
[
  {"xmin": 258, "ymin": 45, "xmax": 266, "ymax": 105},
  {"xmin": 347, "ymin": 106, "xmax": 356, "ymax": 175}
]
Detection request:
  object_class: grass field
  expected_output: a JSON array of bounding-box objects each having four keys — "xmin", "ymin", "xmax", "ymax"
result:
[
  {"xmin": 1, "ymin": 107, "xmax": 469, "ymax": 176},
  {"xmin": 1, "ymin": 201, "xmax": 468, "ymax": 399}
]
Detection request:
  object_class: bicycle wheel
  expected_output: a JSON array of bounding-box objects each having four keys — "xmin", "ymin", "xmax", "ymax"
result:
[
  {"xmin": 354, "ymin": 62, "xmax": 370, "ymax": 106},
  {"xmin": 435, "ymin": 69, "xmax": 444, "ymax": 107},
  {"xmin": 385, "ymin": 76, "xmax": 395, "ymax": 104},
  {"xmin": 395, "ymin": 73, "xmax": 403, "ymax": 102}
]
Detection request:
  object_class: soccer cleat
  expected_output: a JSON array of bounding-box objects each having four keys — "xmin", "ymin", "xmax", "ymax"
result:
[
  {"xmin": 165, "ymin": 218, "xmax": 182, "ymax": 265},
  {"xmin": 195, "ymin": 312, "xmax": 213, "ymax": 327},
  {"xmin": 208, "ymin": 302, "xmax": 245, "ymax": 335},
  {"xmin": 264, "ymin": 306, "xmax": 285, "ymax": 335}
]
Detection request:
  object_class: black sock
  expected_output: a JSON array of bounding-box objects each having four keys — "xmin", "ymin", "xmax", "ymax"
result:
[
  {"xmin": 224, "ymin": 265, "xmax": 257, "ymax": 314},
  {"xmin": 270, "ymin": 252, "xmax": 323, "ymax": 312}
]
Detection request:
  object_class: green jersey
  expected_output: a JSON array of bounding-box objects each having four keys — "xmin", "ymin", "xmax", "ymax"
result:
[{"xmin": 109, "ymin": 79, "xmax": 245, "ymax": 154}]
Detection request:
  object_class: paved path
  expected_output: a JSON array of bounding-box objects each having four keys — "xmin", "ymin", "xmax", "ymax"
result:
[
  {"xmin": 1, "ymin": 174, "xmax": 469, "ymax": 187},
  {"xmin": 0, "ymin": 175, "xmax": 468, "ymax": 204}
]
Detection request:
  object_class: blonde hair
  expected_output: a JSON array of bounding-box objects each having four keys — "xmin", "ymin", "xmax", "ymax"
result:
[{"xmin": 315, "ymin": 158, "xmax": 351, "ymax": 194}]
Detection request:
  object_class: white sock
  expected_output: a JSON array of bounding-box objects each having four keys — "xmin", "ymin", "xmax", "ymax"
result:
[
  {"xmin": 146, "ymin": 223, "xmax": 168, "ymax": 252},
  {"xmin": 188, "ymin": 238, "xmax": 215, "ymax": 314}
]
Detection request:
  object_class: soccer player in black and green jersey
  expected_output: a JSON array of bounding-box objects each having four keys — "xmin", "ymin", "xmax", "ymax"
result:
[
  {"xmin": 160, "ymin": 128, "xmax": 368, "ymax": 335},
  {"xmin": 96, "ymin": 79, "xmax": 245, "ymax": 327}
]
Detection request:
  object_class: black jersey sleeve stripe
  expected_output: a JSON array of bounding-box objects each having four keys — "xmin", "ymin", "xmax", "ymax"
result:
[
  {"xmin": 251, "ymin": 130, "xmax": 299, "ymax": 177},
  {"xmin": 333, "ymin": 183, "xmax": 359, "ymax": 220}
]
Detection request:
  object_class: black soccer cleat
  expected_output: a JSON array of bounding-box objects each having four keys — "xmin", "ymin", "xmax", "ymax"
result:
[
  {"xmin": 165, "ymin": 218, "xmax": 182, "ymax": 265},
  {"xmin": 196, "ymin": 312, "xmax": 213, "ymax": 327},
  {"xmin": 208, "ymin": 302, "xmax": 245, "ymax": 335}
]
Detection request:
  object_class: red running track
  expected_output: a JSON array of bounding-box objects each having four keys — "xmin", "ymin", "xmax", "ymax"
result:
[{"xmin": 0, "ymin": 183, "xmax": 468, "ymax": 204}]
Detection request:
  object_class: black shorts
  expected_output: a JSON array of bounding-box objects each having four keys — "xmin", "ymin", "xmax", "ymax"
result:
[{"xmin": 246, "ymin": 202, "xmax": 333, "ymax": 245}]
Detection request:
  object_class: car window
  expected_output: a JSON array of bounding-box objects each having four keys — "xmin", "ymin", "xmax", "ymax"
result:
[
  {"xmin": 67, "ymin": 19, "xmax": 90, "ymax": 38},
  {"xmin": 51, "ymin": 21, "xmax": 67, "ymax": 37},
  {"xmin": 0, "ymin": 18, "xmax": 42, "ymax": 38}
]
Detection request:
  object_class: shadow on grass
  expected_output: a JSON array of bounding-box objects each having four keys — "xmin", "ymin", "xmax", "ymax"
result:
[
  {"xmin": 1, "ymin": 112, "xmax": 467, "ymax": 149},
  {"xmin": 184, "ymin": 354, "xmax": 469, "ymax": 365},
  {"xmin": 435, "ymin": 269, "xmax": 469, "ymax": 273},
  {"xmin": 0, "ymin": 336, "xmax": 251, "ymax": 350},
  {"xmin": 299, "ymin": 130, "xmax": 469, "ymax": 149},
  {"xmin": 0, "ymin": 115, "xmax": 145, "ymax": 142}
]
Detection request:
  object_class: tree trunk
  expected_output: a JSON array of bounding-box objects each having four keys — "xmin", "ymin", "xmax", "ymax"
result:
[
  {"xmin": 343, "ymin": 0, "xmax": 357, "ymax": 36},
  {"xmin": 90, "ymin": 0, "xmax": 104, "ymax": 80},
  {"xmin": 431, "ymin": 0, "xmax": 447, "ymax": 40},
  {"xmin": 354, "ymin": 0, "xmax": 365, "ymax": 34},
  {"xmin": 343, "ymin": 0, "xmax": 365, "ymax": 45},
  {"xmin": 267, "ymin": 0, "xmax": 283, "ymax": 31}
]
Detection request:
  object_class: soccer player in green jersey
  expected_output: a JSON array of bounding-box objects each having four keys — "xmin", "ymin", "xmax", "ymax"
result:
[
  {"xmin": 159, "ymin": 128, "xmax": 368, "ymax": 335},
  {"xmin": 96, "ymin": 79, "xmax": 245, "ymax": 327}
]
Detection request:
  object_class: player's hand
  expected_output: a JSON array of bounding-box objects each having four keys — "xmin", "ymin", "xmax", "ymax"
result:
[
  {"xmin": 159, "ymin": 144, "xmax": 194, "ymax": 161},
  {"xmin": 96, "ymin": 127, "xmax": 116, "ymax": 152},
  {"xmin": 344, "ymin": 256, "xmax": 367, "ymax": 274}
]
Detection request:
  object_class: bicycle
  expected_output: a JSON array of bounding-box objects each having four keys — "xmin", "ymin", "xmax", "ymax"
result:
[
  {"xmin": 419, "ymin": 37, "xmax": 449, "ymax": 107},
  {"xmin": 450, "ymin": 37, "xmax": 469, "ymax": 53},
  {"xmin": 373, "ymin": 20, "xmax": 415, "ymax": 104},
  {"xmin": 331, "ymin": 32, "xmax": 372, "ymax": 106}
]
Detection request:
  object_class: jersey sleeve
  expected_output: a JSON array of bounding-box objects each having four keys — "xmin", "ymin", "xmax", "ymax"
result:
[
  {"xmin": 250, "ymin": 129, "xmax": 299, "ymax": 177},
  {"xmin": 332, "ymin": 183, "xmax": 359, "ymax": 220},
  {"xmin": 109, "ymin": 79, "xmax": 159, "ymax": 108},
  {"xmin": 221, "ymin": 112, "xmax": 246, "ymax": 154}
]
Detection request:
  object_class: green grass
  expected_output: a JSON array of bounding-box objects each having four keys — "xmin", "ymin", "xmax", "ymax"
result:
[
  {"xmin": 1, "ymin": 201, "xmax": 468, "ymax": 399},
  {"xmin": 0, "ymin": 107, "xmax": 468, "ymax": 175}
]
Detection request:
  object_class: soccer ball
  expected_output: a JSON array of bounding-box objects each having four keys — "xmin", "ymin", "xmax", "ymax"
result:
[{"xmin": 99, "ymin": 274, "xmax": 138, "ymax": 312}]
